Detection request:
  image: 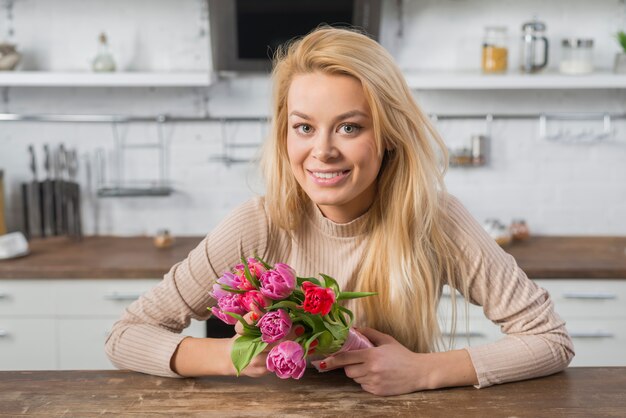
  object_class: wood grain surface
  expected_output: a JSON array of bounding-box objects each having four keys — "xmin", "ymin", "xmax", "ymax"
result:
[
  {"xmin": 0, "ymin": 235, "xmax": 625, "ymax": 280},
  {"xmin": 0, "ymin": 368, "xmax": 624, "ymax": 417}
]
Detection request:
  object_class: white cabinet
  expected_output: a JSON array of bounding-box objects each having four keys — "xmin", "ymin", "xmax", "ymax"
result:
[
  {"xmin": 438, "ymin": 279, "xmax": 626, "ymax": 367},
  {"xmin": 0, "ymin": 279, "xmax": 206, "ymax": 371},
  {"xmin": 535, "ymin": 279, "xmax": 626, "ymax": 367}
]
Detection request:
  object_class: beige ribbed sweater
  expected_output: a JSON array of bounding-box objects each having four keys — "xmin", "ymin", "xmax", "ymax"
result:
[{"xmin": 105, "ymin": 195, "xmax": 574, "ymax": 388}]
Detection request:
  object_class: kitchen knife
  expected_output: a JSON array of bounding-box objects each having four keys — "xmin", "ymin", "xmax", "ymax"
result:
[
  {"xmin": 27, "ymin": 145, "xmax": 42, "ymax": 238},
  {"xmin": 42, "ymin": 144, "xmax": 56, "ymax": 237},
  {"xmin": 0, "ymin": 169, "xmax": 6, "ymax": 236},
  {"xmin": 21, "ymin": 182, "xmax": 30, "ymax": 239},
  {"xmin": 54, "ymin": 145, "xmax": 66, "ymax": 236}
]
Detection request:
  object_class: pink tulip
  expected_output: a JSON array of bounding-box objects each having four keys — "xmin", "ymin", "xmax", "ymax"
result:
[
  {"xmin": 259, "ymin": 264, "xmax": 296, "ymax": 300},
  {"xmin": 257, "ymin": 309, "xmax": 292, "ymax": 343},
  {"xmin": 266, "ymin": 341, "xmax": 306, "ymax": 379}
]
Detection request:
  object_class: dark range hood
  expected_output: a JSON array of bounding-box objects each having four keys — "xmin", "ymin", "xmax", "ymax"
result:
[{"xmin": 208, "ymin": 0, "xmax": 382, "ymax": 73}]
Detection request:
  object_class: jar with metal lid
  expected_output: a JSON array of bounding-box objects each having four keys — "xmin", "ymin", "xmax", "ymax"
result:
[
  {"xmin": 559, "ymin": 38, "xmax": 594, "ymax": 75},
  {"xmin": 482, "ymin": 26, "xmax": 508, "ymax": 73}
]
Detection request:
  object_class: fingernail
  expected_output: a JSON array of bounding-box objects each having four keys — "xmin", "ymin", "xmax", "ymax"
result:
[
  {"xmin": 308, "ymin": 348, "xmax": 316, "ymax": 355},
  {"xmin": 251, "ymin": 312, "xmax": 259, "ymax": 321},
  {"xmin": 294, "ymin": 325, "xmax": 305, "ymax": 336},
  {"xmin": 319, "ymin": 361, "xmax": 327, "ymax": 370},
  {"xmin": 310, "ymin": 340, "xmax": 318, "ymax": 348}
]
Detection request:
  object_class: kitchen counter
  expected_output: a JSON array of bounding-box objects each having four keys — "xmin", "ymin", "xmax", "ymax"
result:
[
  {"xmin": 1, "ymin": 368, "xmax": 624, "ymax": 417},
  {"xmin": 0, "ymin": 235, "xmax": 625, "ymax": 279}
]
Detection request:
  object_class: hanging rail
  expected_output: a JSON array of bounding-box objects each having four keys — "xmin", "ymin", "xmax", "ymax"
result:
[
  {"xmin": 0, "ymin": 113, "xmax": 269, "ymax": 123},
  {"xmin": 1, "ymin": 112, "xmax": 625, "ymax": 123}
]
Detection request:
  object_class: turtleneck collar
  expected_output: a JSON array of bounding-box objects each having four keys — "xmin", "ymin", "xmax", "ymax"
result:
[{"xmin": 308, "ymin": 201, "xmax": 370, "ymax": 238}]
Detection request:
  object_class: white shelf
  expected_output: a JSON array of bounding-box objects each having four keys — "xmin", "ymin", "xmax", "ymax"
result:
[
  {"xmin": 0, "ymin": 71, "xmax": 215, "ymax": 87},
  {"xmin": 403, "ymin": 70, "xmax": 626, "ymax": 90}
]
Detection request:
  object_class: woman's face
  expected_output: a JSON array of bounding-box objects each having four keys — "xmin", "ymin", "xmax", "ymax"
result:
[{"xmin": 286, "ymin": 72, "xmax": 383, "ymax": 223}]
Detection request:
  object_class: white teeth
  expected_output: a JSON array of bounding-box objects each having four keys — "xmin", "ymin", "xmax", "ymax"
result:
[{"xmin": 312, "ymin": 171, "xmax": 343, "ymax": 179}]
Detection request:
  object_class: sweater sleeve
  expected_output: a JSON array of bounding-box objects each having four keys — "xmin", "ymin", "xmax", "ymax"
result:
[
  {"xmin": 443, "ymin": 194, "xmax": 575, "ymax": 388},
  {"xmin": 104, "ymin": 197, "xmax": 271, "ymax": 377}
]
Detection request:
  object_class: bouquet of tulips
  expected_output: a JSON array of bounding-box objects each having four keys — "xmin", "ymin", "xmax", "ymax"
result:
[{"xmin": 209, "ymin": 256, "xmax": 376, "ymax": 379}]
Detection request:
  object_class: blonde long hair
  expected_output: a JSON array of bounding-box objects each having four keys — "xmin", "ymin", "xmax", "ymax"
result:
[{"xmin": 261, "ymin": 26, "xmax": 467, "ymax": 353}]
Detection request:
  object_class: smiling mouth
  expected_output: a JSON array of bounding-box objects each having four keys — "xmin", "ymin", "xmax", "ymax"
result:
[{"xmin": 309, "ymin": 170, "xmax": 350, "ymax": 179}]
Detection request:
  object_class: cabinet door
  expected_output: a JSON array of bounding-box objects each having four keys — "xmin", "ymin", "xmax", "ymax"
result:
[
  {"xmin": 58, "ymin": 318, "xmax": 117, "ymax": 370},
  {"xmin": 0, "ymin": 318, "xmax": 56, "ymax": 370}
]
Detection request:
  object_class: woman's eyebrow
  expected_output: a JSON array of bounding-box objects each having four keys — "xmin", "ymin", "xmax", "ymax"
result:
[{"xmin": 289, "ymin": 110, "xmax": 370, "ymax": 122}]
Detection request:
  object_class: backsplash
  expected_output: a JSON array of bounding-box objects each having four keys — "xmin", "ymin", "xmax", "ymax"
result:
[{"xmin": 0, "ymin": 0, "xmax": 625, "ymax": 236}]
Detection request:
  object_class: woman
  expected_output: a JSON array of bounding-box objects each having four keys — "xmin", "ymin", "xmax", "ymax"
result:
[{"xmin": 105, "ymin": 26, "xmax": 574, "ymax": 396}]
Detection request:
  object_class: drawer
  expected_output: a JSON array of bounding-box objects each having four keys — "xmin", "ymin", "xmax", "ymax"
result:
[
  {"xmin": 438, "ymin": 288, "xmax": 484, "ymax": 319},
  {"xmin": 0, "ymin": 280, "xmax": 56, "ymax": 316},
  {"xmin": 54, "ymin": 279, "xmax": 160, "ymax": 316},
  {"xmin": 439, "ymin": 315, "xmax": 501, "ymax": 351},
  {"xmin": 58, "ymin": 317, "xmax": 207, "ymax": 370},
  {"xmin": 0, "ymin": 317, "xmax": 56, "ymax": 370},
  {"xmin": 566, "ymin": 318, "xmax": 626, "ymax": 367},
  {"xmin": 535, "ymin": 280, "xmax": 626, "ymax": 319}
]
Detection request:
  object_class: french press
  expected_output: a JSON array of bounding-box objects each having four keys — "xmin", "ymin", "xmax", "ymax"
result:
[{"xmin": 520, "ymin": 19, "xmax": 549, "ymax": 73}]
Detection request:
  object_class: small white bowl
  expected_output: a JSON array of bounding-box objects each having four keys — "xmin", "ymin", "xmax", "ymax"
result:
[{"xmin": 0, "ymin": 232, "xmax": 29, "ymax": 260}]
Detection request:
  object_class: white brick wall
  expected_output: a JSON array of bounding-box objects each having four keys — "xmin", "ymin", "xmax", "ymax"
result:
[{"xmin": 0, "ymin": 0, "xmax": 625, "ymax": 236}]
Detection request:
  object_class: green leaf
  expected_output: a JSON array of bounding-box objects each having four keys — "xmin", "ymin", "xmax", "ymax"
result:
[
  {"xmin": 241, "ymin": 256, "xmax": 261, "ymax": 289},
  {"xmin": 337, "ymin": 305, "xmax": 354, "ymax": 327},
  {"xmin": 319, "ymin": 273, "xmax": 340, "ymax": 295},
  {"xmin": 303, "ymin": 331, "xmax": 326, "ymax": 355},
  {"xmin": 297, "ymin": 276, "xmax": 321, "ymax": 287},
  {"xmin": 266, "ymin": 300, "xmax": 301, "ymax": 311},
  {"xmin": 223, "ymin": 311, "xmax": 261, "ymax": 336},
  {"xmin": 324, "ymin": 320, "xmax": 348, "ymax": 340},
  {"xmin": 337, "ymin": 291, "xmax": 378, "ymax": 301},
  {"xmin": 219, "ymin": 284, "xmax": 248, "ymax": 294},
  {"xmin": 231, "ymin": 335, "xmax": 268, "ymax": 376},
  {"xmin": 253, "ymin": 255, "xmax": 273, "ymax": 271}
]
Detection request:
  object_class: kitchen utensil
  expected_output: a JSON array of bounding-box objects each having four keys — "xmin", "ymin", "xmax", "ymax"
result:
[
  {"xmin": 54, "ymin": 145, "xmax": 67, "ymax": 236},
  {"xmin": 42, "ymin": 144, "xmax": 57, "ymax": 236},
  {"xmin": 520, "ymin": 19, "xmax": 549, "ymax": 73},
  {"xmin": 20, "ymin": 183, "xmax": 30, "ymax": 238},
  {"xmin": 27, "ymin": 145, "xmax": 43, "ymax": 238},
  {"xmin": 66, "ymin": 149, "xmax": 82, "ymax": 240},
  {"xmin": 0, "ymin": 231, "xmax": 29, "ymax": 259},
  {"xmin": 0, "ymin": 169, "xmax": 6, "ymax": 236}
]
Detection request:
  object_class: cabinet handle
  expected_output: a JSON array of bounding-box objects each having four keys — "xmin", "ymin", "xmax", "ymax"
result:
[
  {"xmin": 104, "ymin": 292, "xmax": 143, "ymax": 301},
  {"xmin": 570, "ymin": 331, "xmax": 614, "ymax": 339},
  {"xmin": 562, "ymin": 292, "xmax": 616, "ymax": 300},
  {"xmin": 0, "ymin": 329, "xmax": 8, "ymax": 337},
  {"xmin": 442, "ymin": 332, "xmax": 487, "ymax": 338}
]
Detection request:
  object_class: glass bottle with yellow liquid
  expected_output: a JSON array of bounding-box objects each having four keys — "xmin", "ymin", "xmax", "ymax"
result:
[{"xmin": 482, "ymin": 26, "xmax": 508, "ymax": 73}]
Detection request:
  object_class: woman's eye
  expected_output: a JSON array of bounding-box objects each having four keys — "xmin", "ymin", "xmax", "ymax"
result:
[
  {"xmin": 295, "ymin": 124, "xmax": 313, "ymax": 134},
  {"xmin": 339, "ymin": 123, "xmax": 361, "ymax": 135}
]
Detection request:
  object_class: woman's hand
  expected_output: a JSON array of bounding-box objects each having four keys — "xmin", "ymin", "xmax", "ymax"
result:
[
  {"xmin": 226, "ymin": 306, "xmax": 271, "ymax": 377},
  {"xmin": 317, "ymin": 327, "xmax": 431, "ymax": 396},
  {"xmin": 319, "ymin": 327, "xmax": 478, "ymax": 396}
]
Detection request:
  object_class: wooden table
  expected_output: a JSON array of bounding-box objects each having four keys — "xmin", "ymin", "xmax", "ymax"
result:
[
  {"xmin": 1, "ymin": 368, "xmax": 625, "ymax": 417},
  {"xmin": 1, "ymin": 235, "xmax": 625, "ymax": 279}
]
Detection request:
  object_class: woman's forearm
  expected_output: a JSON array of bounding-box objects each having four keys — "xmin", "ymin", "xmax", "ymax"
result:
[
  {"xmin": 170, "ymin": 337, "xmax": 235, "ymax": 377},
  {"xmin": 426, "ymin": 349, "xmax": 478, "ymax": 389}
]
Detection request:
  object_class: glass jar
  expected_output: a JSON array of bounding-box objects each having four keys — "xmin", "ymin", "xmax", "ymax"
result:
[
  {"xmin": 510, "ymin": 219, "xmax": 530, "ymax": 241},
  {"xmin": 482, "ymin": 26, "xmax": 508, "ymax": 73},
  {"xmin": 559, "ymin": 38, "xmax": 594, "ymax": 75}
]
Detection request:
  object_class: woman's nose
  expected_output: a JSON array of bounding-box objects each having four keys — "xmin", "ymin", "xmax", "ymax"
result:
[{"xmin": 312, "ymin": 133, "xmax": 338, "ymax": 161}]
